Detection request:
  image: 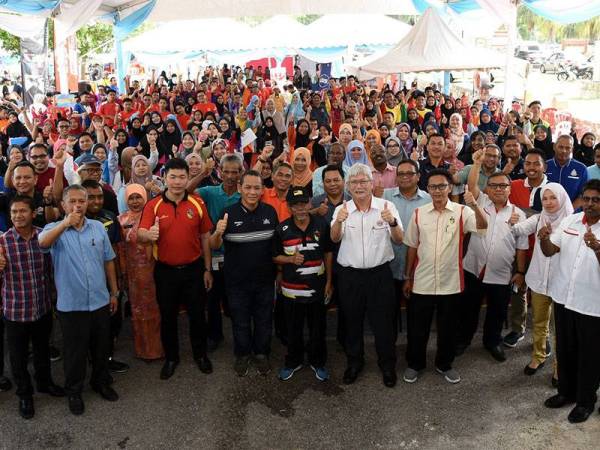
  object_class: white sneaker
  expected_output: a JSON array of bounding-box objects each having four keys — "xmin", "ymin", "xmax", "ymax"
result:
[{"xmin": 403, "ymin": 367, "xmax": 420, "ymax": 383}]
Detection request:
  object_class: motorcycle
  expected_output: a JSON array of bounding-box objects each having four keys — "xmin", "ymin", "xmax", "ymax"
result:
[{"xmin": 556, "ymin": 63, "xmax": 593, "ymax": 81}]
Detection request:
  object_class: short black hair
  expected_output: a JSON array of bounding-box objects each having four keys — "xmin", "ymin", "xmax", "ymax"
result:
[
  {"xmin": 582, "ymin": 179, "xmax": 600, "ymax": 195},
  {"xmin": 78, "ymin": 131, "xmax": 93, "ymax": 141},
  {"xmin": 14, "ymin": 161, "xmax": 36, "ymax": 174},
  {"xmin": 322, "ymin": 164, "xmax": 345, "ymax": 181},
  {"xmin": 524, "ymin": 148, "xmax": 546, "ymax": 162},
  {"xmin": 428, "ymin": 133, "xmax": 445, "ymax": 143},
  {"xmin": 240, "ymin": 169, "xmax": 262, "ymax": 185},
  {"xmin": 426, "ymin": 168, "xmax": 453, "ymax": 186},
  {"xmin": 528, "ymin": 100, "xmax": 542, "ymax": 108},
  {"xmin": 503, "ymin": 135, "xmax": 519, "ymax": 145},
  {"xmin": 81, "ymin": 179, "xmax": 102, "ymax": 190},
  {"xmin": 397, "ymin": 159, "xmax": 419, "ymax": 174},
  {"xmin": 163, "ymin": 157, "xmax": 189, "ymax": 175},
  {"xmin": 487, "ymin": 172, "xmax": 510, "ymax": 185},
  {"xmin": 9, "ymin": 194, "xmax": 35, "ymax": 212},
  {"xmin": 29, "ymin": 143, "xmax": 49, "ymax": 154}
]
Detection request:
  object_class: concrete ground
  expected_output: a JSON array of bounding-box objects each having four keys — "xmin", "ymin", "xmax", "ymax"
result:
[{"xmin": 1, "ymin": 311, "xmax": 599, "ymax": 450}]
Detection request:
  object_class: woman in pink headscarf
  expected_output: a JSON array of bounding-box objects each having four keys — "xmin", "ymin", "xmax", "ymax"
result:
[{"xmin": 117, "ymin": 184, "xmax": 163, "ymax": 360}]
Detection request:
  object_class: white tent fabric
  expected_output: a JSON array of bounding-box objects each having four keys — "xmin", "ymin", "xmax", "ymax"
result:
[
  {"xmin": 251, "ymin": 15, "xmax": 307, "ymax": 49},
  {"xmin": 0, "ymin": 13, "xmax": 46, "ymax": 39},
  {"xmin": 54, "ymin": 0, "xmax": 104, "ymax": 44},
  {"xmin": 146, "ymin": 0, "xmax": 419, "ymax": 21},
  {"xmin": 302, "ymin": 14, "xmax": 412, "ymax": 48},
  {"xmin": 347, "ymin": 8, "xmax": 504, "ymax": 78}
]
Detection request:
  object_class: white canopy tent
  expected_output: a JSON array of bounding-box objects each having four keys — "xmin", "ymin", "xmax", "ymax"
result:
[{"xmin": 347, "ymin": 8, "xmax": 504, "ymax": 79}]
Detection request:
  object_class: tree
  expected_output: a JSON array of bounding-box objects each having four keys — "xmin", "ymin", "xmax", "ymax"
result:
[
  {"xmin": 0, "ymin": 29, "xmax": 20, "ymax": 56},
  {"xmin": 76, "ymin": 23, "xmax": 114, "ymax": 57}
]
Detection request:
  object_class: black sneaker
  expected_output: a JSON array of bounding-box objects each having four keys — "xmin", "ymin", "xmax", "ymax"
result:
[
  {"xmin": 0, "ymin": 376, "xmax": 13, "ymax": 392},
  {"xmin": 108, "ymin": 358, "xmax": 129, "ymax": 373},
  {"xmin": 49, "ymin": 345, "xmax": 62, "ymax": 362},
  {"xmin": 503, "ymin": 331, "xmax": 524, "ymax": 348}
]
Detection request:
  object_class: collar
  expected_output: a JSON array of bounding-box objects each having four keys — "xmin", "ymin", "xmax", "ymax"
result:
[
  {"xmin": 524, "ymin": 174, "xmax": 547, "ymax": 189},
  {"xmin": 347, "ymin": 195, "xmax": 386, "ymax": 213},
  {"xmin": 372, "ymin": 163, "xmax": 395, "ymax": 174},
  {"xmin": 423, "ymin": 199, "xmax": 458, "ymax": 213},
  {"xmin": 161, "ymin": 189, "xmax": 189, "ymax": 206},
  {"xmin": 9, "ymin": 226, "xmax": 40, "ymax": 242},
  {"xmin": 393, "ymin": 187, "xmax": 427, "ymax": 201}
]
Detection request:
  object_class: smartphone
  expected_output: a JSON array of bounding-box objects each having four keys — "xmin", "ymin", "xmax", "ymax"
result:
[{"xmin": 265, "ymin": 140, "xmax": 273, "ymax": 146}]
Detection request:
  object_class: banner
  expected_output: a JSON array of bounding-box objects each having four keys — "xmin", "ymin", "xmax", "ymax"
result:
[
  {"xmin": 55, "ymin": 33, "xmax": 79, "ymax": 93},
  {"xmin": 20, "ymin": 18, "xmax": 49, "ymax": 107}
]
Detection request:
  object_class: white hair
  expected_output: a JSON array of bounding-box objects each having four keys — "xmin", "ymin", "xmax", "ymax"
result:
[{"xmin": 345, "ymin": 163, "xmax": 373, "ymax": 188}]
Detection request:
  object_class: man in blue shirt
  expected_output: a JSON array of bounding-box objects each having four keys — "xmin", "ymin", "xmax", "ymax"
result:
[
  {"xmin": 587, "ymin": 145, "xmax": 600, "ymax": 181},
  {"xmin": 39, "ymin": 185, "xmax": 119, "ymax": 416},
  {"xmin": 196, "ymin": 154, "xmax": 242, "ymax": 351},
  {"xmin": 546, "ymin": 134, "xmax": 588, "ymax": 209},
  {"xmin": 383, "ymin": 160, "xmax": 431, "ymax": 333}
]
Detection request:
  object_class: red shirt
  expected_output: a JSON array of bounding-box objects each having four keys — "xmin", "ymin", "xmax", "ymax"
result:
[
  {"xmin": 139, "ymin": 192, "xmax": 213, "ymax": 266},
  {"xmin": 98, "ymin": 101, "xmax": 119, "ymax": 128},
  {"xmin": 175, "ymin": 113, "xmax": 190, "ymax": 129},
  {"xmin": 116, "ymin": 109, "xmax": 136, "ymax": 129},
  {"xmin": 192, "ymin": 102, "xmax": 217, "ymax": 115},
  {"xmin": 35, "ymin": 167, "xmax": 68, "ymax": 194}
]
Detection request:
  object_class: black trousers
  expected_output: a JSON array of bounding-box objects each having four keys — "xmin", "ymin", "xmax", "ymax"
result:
[
  {"xmin": 274, "ymin": 292, "xmax": 288, "ymax": 343},
  {"xmin": 207, "ymin": 268, "xmax": 227, "ymax": 342},
  {"xmin": 554, "ymin": 302, "xmax": 600, "ymax": 408},
  {"xmin": 58, "ymin": 305, "xmax": 111, "ymax": 395},
  {"xmin": 109, "ymin": 292, "xmax": 123, "ymax": 357},
  {"xmin": 283, "ymin": 299, "xmax": 327, "ymax": 368},
  {"xmin": 5, "ymin": 313, "xmax": 53, "ymax": 398},
  {"xmin": 406, "ymin": 293, "xmax": 460, "ymax": 372},
  {"xmin": 338, "ymin": 264, "xmax": 397, "ymax": 372},
  {"xmin": 332, "ymin": 267, "xmax": 346, "ymax": 347},
  {"xmin": 154, "ymin": 260, "xmax": 207, "ymax": 362},
  {"xmin": 457, "ymin": 271, "xmax": 511, "ymax": 349},
  {"xmin": 394, "ymin": 280, "xmax": 406, "ymax": 334}
]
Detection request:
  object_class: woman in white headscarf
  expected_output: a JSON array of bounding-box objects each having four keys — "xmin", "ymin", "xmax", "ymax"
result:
[{"xmin": 510, "ymin": 183, "xmax": 573, "ymax": 379}]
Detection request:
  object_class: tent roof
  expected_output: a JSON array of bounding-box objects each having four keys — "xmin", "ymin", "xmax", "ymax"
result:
[
  {"xmin": 302, "ymin": 14, "xmax": 412, "ymax": 48},
  {"xmin": 251, "ymin": 16, "xmax": 307, "ymax": 49},
  {"xmin": 348, "ymin": 8, "xmax": 503, "ymax": 78}
]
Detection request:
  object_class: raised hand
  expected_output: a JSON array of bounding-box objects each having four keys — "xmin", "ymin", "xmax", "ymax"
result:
[
  {"xmin": 464, "ymin": 184, "xmax": 476, "ymax": 207},
  {"xmin": 336, "ymin": 201, "xmax": 349, "ymax": 223},
  {"xmin": 215, "ymin": 213, "xmax": 228, "ymax": 235},
  {"xmin": 43, "ymin": 178, "xmax": 53, "ymax": 203},
  {"xmin": 472, "ymin": 149, "xmax": 484, "ymax": 165},
  {"xmin": 584, "ymin": 225, "xmax": 600, "ymax": 252},
  {"xmin": 380, "ymin": 201, "xmax": 394, "ymax": 224},
  {"xmin": 373, "ymin": 181, "xmax": 384, "ymax": 198},
  {"xmin": 508, "ymin": 205, "xmax": 520, "ymax": 225},
  {"xmin": 537, "ymin": 219, "xmax": 552, "ymax": 241},
  {"xmin": 316, "ymin": 200, "xmax": 329, "ymax": 217},
  {"xmin": 62, "ymin": 212, "xmax": 82, "ymax": 229},
  {"xmin": 148, "ymin": 217, "xmax": 160, "ymax": 242}
]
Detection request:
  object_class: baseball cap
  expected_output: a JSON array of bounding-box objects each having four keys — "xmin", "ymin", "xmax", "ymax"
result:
[
  {"xmin": 286, "ymin": 186, "xmax": 311, "ymax": 204},
  {"xmin": 78, "ymin": 153, "xmax": 102, "ymax": 166}
]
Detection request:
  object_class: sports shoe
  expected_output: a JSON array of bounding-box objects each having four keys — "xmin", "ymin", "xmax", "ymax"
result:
[
  {"xmin": 234, "ymin": 356, "xmax": 250, "ymax": 377},
  {"xmin": 503, "ymin": 331, "xmax": 524, "ymax": 348},
  {"xmin": 436, "ymin": 367, "xmax": 461, "ymax": 384},
  {"xmin": 402, "ymin": 368, "xmax": 420, "ymax": 383},
  {"xmin": 310, "ymin": 365, "xmax": 329, "ymax": 382},
  {"xmin": 254, "ymin": 354, "xmax": 271, "ymax": 375},
  {"xmin": 278, "ymin": 365, "xmax": 303, "ymax": 381}
]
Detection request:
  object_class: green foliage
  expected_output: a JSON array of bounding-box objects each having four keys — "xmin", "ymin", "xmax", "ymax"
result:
[
  {"xmin": 76, "ymin": 23, "xmax": 113, "ymax": 57},
  {"xmin": 517, "ymin": 7, "xmax": 600, "ymax": 42},
  {"xmin": 295, "ymin": 15, "xmax": 320, "ymax": 25},
  {"xmin": 0, "ymin": 29, "xmax": 20, "ymax": 56}
]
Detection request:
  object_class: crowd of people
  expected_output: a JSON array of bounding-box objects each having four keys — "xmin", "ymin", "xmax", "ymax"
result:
[{"xmin": 0, "ymin": 64, "xmax": 599, "ymax": 425}]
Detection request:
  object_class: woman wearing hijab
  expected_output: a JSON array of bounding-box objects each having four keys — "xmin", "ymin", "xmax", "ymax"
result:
[
  {"xmin": 395, "ymin": 123, "xmax": 415, "ymax": 157},
  {"xmin": 510, "ymin": 183, "xmax": 573, "ymax": 378},
  {"xmin": 160, "ymin": 119, "xmax": 182, "ymax": 156},
  {"xmin": 338, "ymin": 123, "xmax": 353, "ymax": 149},
  {"xmin": 5, "ymin": 111, "xmax": 32, "ymax": 147},
  {"xmin": 288, "ymin": 118, "xmax": 313, "ymax": 151},
  {"xmin": 131, "ymin": 154, "xmax": 164, "ymax": 200},
  {"xmin": 478, "ymin": 109, "xmax": 499, "ymax": 133},
  {"xmin": 261, "ymin": 98, "xmax": 286, "ymax": 136},
  {"xmin": 572, "ymin": 131, "xmax": 596, "ymax": 167},
  {"xmin": 177, "ymin": 131, "xmax": 198, "ymax": 159},
  {"xmin": 256, "ymin": 116, "xmax": 283, "ymax": 157},
  {"xmin": 291, "ymin": 147, "xmax": 313, "ymax": 195},
  {"xmin": 364, "ymin": 129, "xmax": 381, "ymax": 156},
  {"xmin": 406, "ymin": 108, "xmax": 422, "ymax": 135},
  {"xmin": 343, "ymin": 140, "xmax": 370, "ymax": 171},
  {"xmin": 113, "ymin": 128, "xmax": 129, "ymax": 157},
  {"xmin": 445, "ymin": 113, "xmax": 469, "ymax": 157},
  {"xmin": 533, "ymin": 125, "xmax": 554, "ymax": 160},
  {"xmin": 384, "ymin": 136, "xmax": 405, "ymax": 167},
  {"xmin": 117, "ymin": 184, "xmax": 163, "ymax": 361},
  {"xmin": 285, "ymin": 91, "xmax": 305, "ymax": 125},
  {"xmin": 312, "ymin": 124, "xmax": 334, "ymax": 168}
]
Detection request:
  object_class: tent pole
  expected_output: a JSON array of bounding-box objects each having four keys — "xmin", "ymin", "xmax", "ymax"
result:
[
  {"xmin": 503, "ymin": 1, "xmax": 519, "ymax": 110},
  {"xmin": 443, "ymin": 71, "xmax": 450, "ymax": 95}
]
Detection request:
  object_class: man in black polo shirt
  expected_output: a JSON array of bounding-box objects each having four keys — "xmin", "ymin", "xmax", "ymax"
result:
[
  {"xmin": 210, "ymin": 170, "xmax": 278, "ymax": 377},
  {"xmin": 417, "ymin": 134, "xmax": 451, "ymax": 191},
  {"xmin": 81, "ymin": 179, "xmax": 129, "ymax": 375},
  {"xmin": 274, "ymin": 186, "xmax": 333, "ymax": 382}
]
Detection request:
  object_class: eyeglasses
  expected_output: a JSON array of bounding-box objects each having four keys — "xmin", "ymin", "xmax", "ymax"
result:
[
  {"xmin": 581, "ymin": 195, "xmax": 600, "ymax": 204},
  {"xmin": 30, "ymin": 154, "xmax": 48, "ymax": 160},
  {"xmin": 487, "ymin": 183, "xmax": 510, "ymax": 190},
  {"xmin": 81, "ymin": 167, "xmax": 102, "ymax": 174},
  {"xmin": 387, "ymin": 143, "xmax": 400, "ymax": 148},
  {"xmin": 427, "ymin": 184, "xmax": 449, "ymax": 191},
  {"xmin": 349, "ymin": 179, "xmax": 372, "ymax": 187},
  {"xmin": 397, "ymin": 171, "xmax": 417, "ymax": 177}
]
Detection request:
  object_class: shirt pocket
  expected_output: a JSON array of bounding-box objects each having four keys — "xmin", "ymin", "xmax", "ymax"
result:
[{"xmin": 371, "ymin": 223, "xmax": 389, "ymax": 247}]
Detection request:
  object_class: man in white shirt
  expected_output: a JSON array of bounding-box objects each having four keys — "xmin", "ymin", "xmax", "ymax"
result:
[
  {"xmin": 402, "ymin": 169, "xmax": 487, "ymax": 384},
  {"xmin": 331, "ymin": 163, "xmax": 403, "ymax": 388},
  {"xmin": 539, "ymin": 179, "xmax": 600, "ymax": 423},
  {"xmin": 456, "ymin": 170, "xmax": 529, "ymax": 362}
]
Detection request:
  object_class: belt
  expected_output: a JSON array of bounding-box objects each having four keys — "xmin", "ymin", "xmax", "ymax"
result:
[
  {"xmin": 156, "ymin": 258, "xmax": 201, "ymax": 270},
  {"xmin": 341, "ymin": 262, "xmax": 389, "ymax": 273}
]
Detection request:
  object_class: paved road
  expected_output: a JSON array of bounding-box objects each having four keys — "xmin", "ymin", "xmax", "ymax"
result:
[{"xmin": 1, "ymin": 313, "xmax": 599, "ymax": 449}]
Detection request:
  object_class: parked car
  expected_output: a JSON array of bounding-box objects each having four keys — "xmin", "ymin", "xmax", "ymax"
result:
[
  {"xmin": 515, "ymin": 43, "xmax": 544, "ymax": 66},
  {"xmin": 540, "ymin": 52, "xmax": 566, "ymax": 73}
]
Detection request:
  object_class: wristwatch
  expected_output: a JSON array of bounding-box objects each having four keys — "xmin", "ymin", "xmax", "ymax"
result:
[{"xmin": 390, "ymin": 219, "xmax": 399, "ymax": 227}]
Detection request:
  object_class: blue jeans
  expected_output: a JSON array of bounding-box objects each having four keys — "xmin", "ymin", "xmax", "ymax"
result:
[{"xmin": 226, "ymin": 281, "xmax": 275, "ymax": 357}]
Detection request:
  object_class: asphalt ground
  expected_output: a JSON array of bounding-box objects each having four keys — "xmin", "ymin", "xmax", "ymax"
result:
[{"xmin": 0, "ymin": 310, "xmax": 599, "ymax": 450}]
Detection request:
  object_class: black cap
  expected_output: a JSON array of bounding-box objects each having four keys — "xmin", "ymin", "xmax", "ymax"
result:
[{"xmin": 286, "ymin": 186, "xmax": 311, "ymax": 204}]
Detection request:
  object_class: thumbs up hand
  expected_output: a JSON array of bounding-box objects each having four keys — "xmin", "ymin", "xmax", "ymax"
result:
[
  {"xmin": 215, "ymin": 213, "xmax": 228, "ymax": 236},
  {"xmin": 380, "ymin": 201, "xmax": 394, "ymax": 224},
  {"xmin": 316, "ymin": 200, "xmax": 329, "ymax": 217},
  {"xmin": 537, "ymin": 219, "xmax": 552, "ymax": 241},
  {"xmin": 290, "ymin": 246, "xmax": 304, "ymax": 266},
  {"xmin": 43, "ymin": 178, "xmax": 53, "ymax": 202},
  {"xmin": 584, "ymin": 225, "xmax": 600, "ymax": 251},
  {"xmin": 0, "ymin": 245, "xmax": 6, "ymax": 272},
  {"xmin": 508, "ymin": 205, "xmax": 520, "ymax": 225},
  {"xmin": 373, "ymin": 181, "xmax": 384, "ymax": 198},
  {"xmin": 464, "ymin": 184, "xmax": 476, "ymax": 207},
  {"xmin": 148, "ymin": 217, "xmax": 160, "ymax": 242},
  {"xmin": 336, "ymin": 200, "xmax": 349, "ymax": 223}
]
